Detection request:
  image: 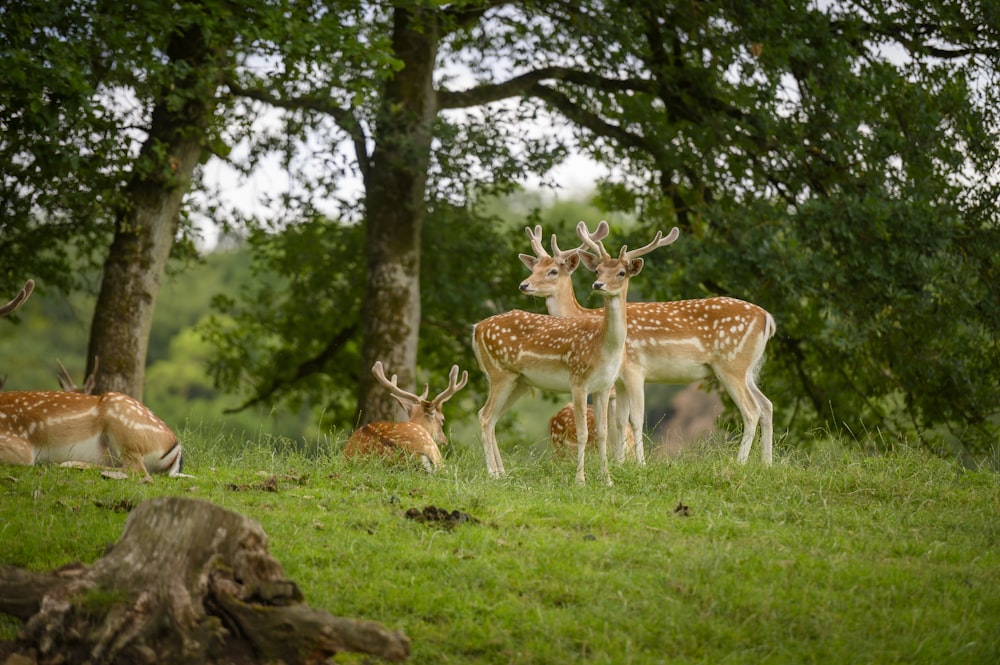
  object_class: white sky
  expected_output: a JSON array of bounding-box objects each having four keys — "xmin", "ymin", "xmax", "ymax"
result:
[{"xmin": 196, "ymin": 131, "xmax": 608, "ymax": 249}]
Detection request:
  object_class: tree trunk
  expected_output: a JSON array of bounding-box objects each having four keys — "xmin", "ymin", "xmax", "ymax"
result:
[
  {"xmin": 0, "ymin": 497, "xmax": 410, "ymax": 664},
  {"xmin": 87, "ymin": 12, "xmax": 228, "ymax": 400},
  {"xmin": 358, "ymin": 6, "xmax": 440, "ymax": 424}
]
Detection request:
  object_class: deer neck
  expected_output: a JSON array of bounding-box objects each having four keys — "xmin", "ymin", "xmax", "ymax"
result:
[
  {"xmin": 546, "ymin": 283, "xmax": 593, "ymax": 318},
  {"xmin": 598, "ymin": 283, "xmax": 628, "ymax": 355}
]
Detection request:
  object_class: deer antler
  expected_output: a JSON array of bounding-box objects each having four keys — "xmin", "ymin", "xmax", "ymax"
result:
[
  {"xmin": 1, "ymin": 280, "xmax": 35, "ymax": 317},
  {"xmin": 577, "ymin": 221, "xmax": 679, "ymax": 262},
  {"xmin": 576, "ymin": 220, "xmax": 612, "ymax": 258},
  {"xmin": 623, "ymin": 226, "xmax": 680, "ymax": 261},
  {"xmin": 525, "ymin": 226, "xmax": 550, "ymax": 258},
  {"xmin": 431, "ymin": 365, "xmax": 469, "ymax": 408},
  {"xmin": 527, "ymin": 222, "xmax": 612, "ymax": 262},
  {"xmin": 57, "ymin": 356, "xmax": 100, "ymax": 394},
  {"xmin": 371, "ymin": 361, "xmax": 424, "ymax": 410},
  {"xmin": 551, "ymin": 220, "xmax": 609, "ymax": 260}
]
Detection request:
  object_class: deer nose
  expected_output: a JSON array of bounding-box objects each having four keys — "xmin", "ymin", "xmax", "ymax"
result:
[
  {"xmin": 592, "ymin": 280, "xmax": 606, "ymax": 291},
  {"xmin": 519, "ymin": 281, "xmax": 532, "ymax": 292}
]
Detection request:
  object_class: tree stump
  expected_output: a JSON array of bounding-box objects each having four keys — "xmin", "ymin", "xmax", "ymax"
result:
[{"xmin": 0, "ymin": 497, "xmax": 410, "ymax": 664}]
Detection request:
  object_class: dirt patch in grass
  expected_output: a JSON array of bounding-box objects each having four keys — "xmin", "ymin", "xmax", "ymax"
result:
[
  {"xmin": 404, "ymin": 505, "xmax": 480, "ymax": 529},
  {"xmin": 94, "ymin": 499, "xmax": 137, "ymax": 513},
  {"xmin": 226, "ymin": 472, "xmax": 310, "ymax": 492}
]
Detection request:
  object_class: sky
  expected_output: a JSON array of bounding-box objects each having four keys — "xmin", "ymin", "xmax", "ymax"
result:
[
  {"xmin": 200, "ymin": 142, "xmax": 607, "ymax": 240},
  {"xmin": 194, "ymin": 92, "xmax": 611, "ymax": 249}
]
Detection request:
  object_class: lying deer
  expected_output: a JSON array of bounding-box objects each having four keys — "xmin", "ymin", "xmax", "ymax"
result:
[
  {"xmin": 0, "ymin": 280, "xmax": 186, "ymax": 481},
  {"xmin": 344, "ymin": 361, "xmax": 468, "ymax": 471},
  {"xmin": 549, "ymin": 392, "xmax": 636, "ymax": 459}
]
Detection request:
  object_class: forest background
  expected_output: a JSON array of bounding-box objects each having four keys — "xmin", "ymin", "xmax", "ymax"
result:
[{"xmin": 2, "ymin": 0, "xmax": 999, "ymax": 467}]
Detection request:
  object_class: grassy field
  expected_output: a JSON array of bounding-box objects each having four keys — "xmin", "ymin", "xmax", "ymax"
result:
[{"xmin": 1, "ymin": 427, "xmax": 998, "ymax": 664}]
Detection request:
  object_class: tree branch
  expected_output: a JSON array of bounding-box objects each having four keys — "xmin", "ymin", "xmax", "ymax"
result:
[
  {"xmin": 442, "ymin": 1, "xmax": 510, "ymax": 30},
  {"xmin": 525, "ymin": 81, "xmax": 656, "ymax": 156},
  {"xmin": 437, "ymin": 67, "xmax": 654, "ymax": 110},
  {"xmin": 225, "ymin": 79, "xmax": 372, "ymax": 186},
  {"xmin": 224, "ymin": 323, "xmax": 359, "ymax": 414},
  {"xmin": 859, "ymin": 20, "xmax": 1000, "ymax": 60}
]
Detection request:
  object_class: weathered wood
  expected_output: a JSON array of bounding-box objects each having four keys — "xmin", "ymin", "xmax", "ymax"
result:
[{"xmin": 0, "ymin": 497, "xmax": 410, "ymax": 664}]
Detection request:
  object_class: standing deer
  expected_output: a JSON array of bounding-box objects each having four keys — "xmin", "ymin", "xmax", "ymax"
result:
[
  {"xmin": 516, "ymin": 224, "xmax": 637, "ymax": 459},
  {"xmin": 0, "ymin": 280, "xmax": 186, "ymax": 481},
  {"xmin": 474, "ymin": 222, "xmax": 677, "ymax": 484},
  {"xmin": 519, "ymin": 223, "xmax": 776, "ymax": 466},
  {"xmin": 344, "ymin": 361, "xmax": 468, "ymax": 471}
]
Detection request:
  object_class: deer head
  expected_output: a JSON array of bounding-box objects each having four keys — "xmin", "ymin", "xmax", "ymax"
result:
[{"xmin": 518, "ymin": 222, "xmax": 610, "ymax": 303}]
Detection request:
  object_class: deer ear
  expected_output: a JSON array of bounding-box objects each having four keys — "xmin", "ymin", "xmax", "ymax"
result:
[
  {"xmin": 628, "ymin": 258, "xmax": 645, "ymax": 276},
  {"xmin": 579, "ymin": 251, "xmax": 600, "ymax": 272},
  {"xmin": 519, "ymin": 253, "xmax": 537, "ymax": 270},
  {"xmin": 563, "ymin": 252, "xmax": 581, "ymax": 273}
]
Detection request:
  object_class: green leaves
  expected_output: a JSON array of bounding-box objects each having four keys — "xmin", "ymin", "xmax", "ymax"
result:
[
  {"xmin": 557, "ymin": 0, "xmax": 1000, "ymax": 459},
  {"xmin": 200, "ymin": 217, "xmax": 366, "ymax": 421}
]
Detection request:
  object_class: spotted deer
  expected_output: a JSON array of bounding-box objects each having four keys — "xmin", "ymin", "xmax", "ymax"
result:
[
  {"xmin": 548, "ymin": 393, "xmax": 636, "ymax": 459},
  {"xmin": 474, "ymin": 222, "xmax": 677, "ymax": 484},
  {"xmin": 519, "ymin": 223, "xmax": 776, "ymax": 465},
  {"xmin": 0, "ymin": 280, "xmax": 186, "ymax": 481},
  {"xmin": 344, "ymin": 361, "xmax": 468, "ymax": 471}
]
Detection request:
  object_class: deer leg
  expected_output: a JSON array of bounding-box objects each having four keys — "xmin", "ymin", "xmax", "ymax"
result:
[
  {"xmin": 620, "ymin": 368, "xmax": 647, "ymax": 464},
  {"xmin": 593, "ymin": 387, "xmax": 613, "ymax": 487},
  {"xmin": 478, "ymin": 375, "xmax": 528, "ymax": 478},
  {"xmin": 749, "ymin": 381, "xmax": 773, "ymax": 465},
  {"xmin": 716, "ymin": 369, "xmax": 762, "ymax": 465},
  {"xmin": 0, "ymin": 437, "xmax": 35, "ymax": 466},
  {"xmin": 610, "ymin": 380, "xmax": 627, "ymax": 464},
  {"xmin": 571, "ymin": 388, "xmax": 590, "ymax": 484},
  {"xmin": 120, "ymin": 449, "xmax": 155, "ymax": 483}
]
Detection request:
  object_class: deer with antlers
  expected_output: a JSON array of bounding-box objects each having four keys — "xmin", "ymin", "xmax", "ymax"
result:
[
  {"xmin": 519, "ymin": 223, "xmax": 776, "ymax": 466},
  {"xmin": 474, "ymin": 221, "xmax": 677, "ymax": 484},
  {"xmin": 0, "ymin": 280, "xmax": 186, "ymax": 481},
  {"xmin": 344, "ymin": 361, "xmax": 468, "ymax": 471}
]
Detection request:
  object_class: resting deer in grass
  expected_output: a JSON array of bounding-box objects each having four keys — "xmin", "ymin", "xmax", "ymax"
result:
[
  {"xmin": 344, "ymin": 361, "xmax": 468, "ymax": 471},
  {"xmin": 549, "ymin": 393, "xmax": 636, "ymax": 459},
  {"xmin": 519, "ymin": 223, "xmax": 776, "ymax": 466},
  {"xmin": 474, "ymin": 221, "xmax": 676, "ymax": 484},
  {"xmin": 0, "ymin": 280, "xmax": 186, "ymax": 481}
]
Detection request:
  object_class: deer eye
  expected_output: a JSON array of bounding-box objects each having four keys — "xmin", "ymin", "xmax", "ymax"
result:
[
  {"xmin": 618, "ymin": 269, "xmax": 627, "ymax": 277},
  {"xmin": 548, "ymin": 268, "xmax": 559, "ymax": 277}
]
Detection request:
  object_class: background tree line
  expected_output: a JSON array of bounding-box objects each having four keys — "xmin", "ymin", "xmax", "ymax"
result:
[{"xmin": 2, "ymin": 0, "xmax": 998, "ymax": 463}]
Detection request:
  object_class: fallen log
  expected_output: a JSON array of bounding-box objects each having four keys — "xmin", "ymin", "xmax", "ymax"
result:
[{"xmin": 0, "ymin": 496, "xmax": 409, "ymax": 664}]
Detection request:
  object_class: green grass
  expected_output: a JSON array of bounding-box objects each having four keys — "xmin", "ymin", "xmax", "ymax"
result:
[{"xmin": 1, "ymin": 427, "xmax": 998, "ymax": 664}]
